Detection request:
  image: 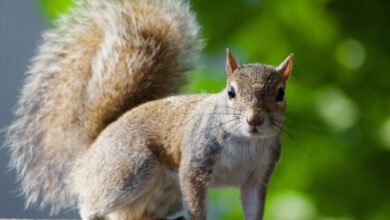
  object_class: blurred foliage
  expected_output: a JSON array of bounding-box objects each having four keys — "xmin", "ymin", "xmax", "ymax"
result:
[
  {"xmin": 40, "ymin": 0, "xmax": 390, "ymax": 219},
  {"xmin": 40, "ymin": 0, "xmax": 74, "ymax": 22}
]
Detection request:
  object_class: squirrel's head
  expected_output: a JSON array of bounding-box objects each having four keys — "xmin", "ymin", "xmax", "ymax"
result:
[{"xmin": 223, "ymin": 49, "xmax": 293, "ymax": 138}]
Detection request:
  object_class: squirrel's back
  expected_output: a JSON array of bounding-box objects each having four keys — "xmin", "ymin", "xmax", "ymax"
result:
[{"xmin": 5, "ymin": 0, "xmax": 201, "ymax": 214}]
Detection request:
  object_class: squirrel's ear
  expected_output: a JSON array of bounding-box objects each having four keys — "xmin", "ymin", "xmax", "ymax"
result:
[
  {"xmin": 226, "ymin": 48, "xmax": 238, "ymax": 76},
  {"xmin": 277, "ymin": 53, "xmax": 294, "ymax": 80}
]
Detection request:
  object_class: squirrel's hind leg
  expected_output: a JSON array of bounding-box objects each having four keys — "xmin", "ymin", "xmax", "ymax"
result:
[{"xmin": 71, "ymin": 123, "xmax": 181, "ymax": 220}]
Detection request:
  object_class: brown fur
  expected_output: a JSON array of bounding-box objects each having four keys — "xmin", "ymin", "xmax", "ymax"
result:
[
  {"xmin": 5, "ymin": 0, "xmax": 293, "ymax": 219},
  {"xmin": 5, "ymin": 0, "xmax": 200, "ymax": 215},
  {"xmin": 72, "ymin": 52, "xmax": 293, "ymax": 219},
  {"xmin": 127, "ymin": 95, "xmax": 209, "ymax": 169}
]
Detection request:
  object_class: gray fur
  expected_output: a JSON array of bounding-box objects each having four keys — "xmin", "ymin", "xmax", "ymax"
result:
[{"xmin": 179, "ymin": 93, "xmax": 283, "ymax": 219}]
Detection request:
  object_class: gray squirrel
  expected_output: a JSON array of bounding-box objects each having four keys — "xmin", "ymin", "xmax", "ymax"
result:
[{"xmin": 5, "ymin": 0, "xmax": 293, "ymax": 219}]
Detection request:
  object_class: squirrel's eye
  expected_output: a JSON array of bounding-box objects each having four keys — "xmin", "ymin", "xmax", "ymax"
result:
[
  {"xmin": 228, "ymin": 86, "xmax": 236, "ymax": 99},
  {"xmin": 277, "ymin": 88, "xmax": 285, "ymax": 102}
]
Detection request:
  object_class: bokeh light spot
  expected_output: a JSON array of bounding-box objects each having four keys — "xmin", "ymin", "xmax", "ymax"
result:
[
  {"xmin": 316, "ymin": 87, "xmax": 359, "ymax": 132},
  {"xmin": 268, "ymin": 190, "xmax": 316, "ymax": 220},
  {"xmin": 336, "ymin": 39, "xmax": 366, "ymax": 70},
  {"xmin": 379, "ymin": 117, "xmax": 390, "ymax": 150}
]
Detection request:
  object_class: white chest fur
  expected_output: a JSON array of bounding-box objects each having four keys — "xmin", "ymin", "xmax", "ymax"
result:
[{"xmin": 209, "ymin": 136, "xmax": 275, "ymax": 187}]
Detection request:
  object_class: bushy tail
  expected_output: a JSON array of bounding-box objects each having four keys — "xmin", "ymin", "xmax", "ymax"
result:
[{"xmin": 5, "ymin": 0, "xmax": 201, "ymax": 214}]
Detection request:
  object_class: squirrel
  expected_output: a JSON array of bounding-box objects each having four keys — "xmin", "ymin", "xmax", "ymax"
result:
[{"xmin": 5, "ymin": 0, "xmax": 293, "ymax": 220}]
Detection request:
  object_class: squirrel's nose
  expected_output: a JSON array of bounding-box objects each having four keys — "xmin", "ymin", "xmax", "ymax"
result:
[{"xmin": 246, "ymin": 116, "xmax": 264, "ymax": 127}]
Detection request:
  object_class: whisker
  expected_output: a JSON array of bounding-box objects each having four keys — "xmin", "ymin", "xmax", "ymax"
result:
[
  {"xmin": 213, "ymin": 118, "xmax": 241, "ymax": 129},
  {"xmin": 227, "ymin": 120, "xmax": 240, "ymax": 132},
  {"xmin": 210, "ymin": 112, "xmax": 241, "ymax": 116},
  {"xmin": 202, "ymin": 101, "xmax": 242, "ymax": 112},
  {"xmin": 209, "ymin": 112, "xmax": 241, "ymax": 116},
  {"xmin": 285, "ymin": 115, "xmax": 325, "ymax": 131},
  {"xmin": 270, "ymin": 120, "xmax": 300, "ymax": 146},
  {"xmin": 224, "ymin": 121, "xmax": 242, "ymax": 140},
  {"xmin": 232, "ymin": 122, "xmax": 242, "ymax": 136}
]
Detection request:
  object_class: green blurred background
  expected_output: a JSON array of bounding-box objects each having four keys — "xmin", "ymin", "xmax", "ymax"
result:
[{"xmin": 20, "ymin": 0, "xmax": 390, "ymax": 219}]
